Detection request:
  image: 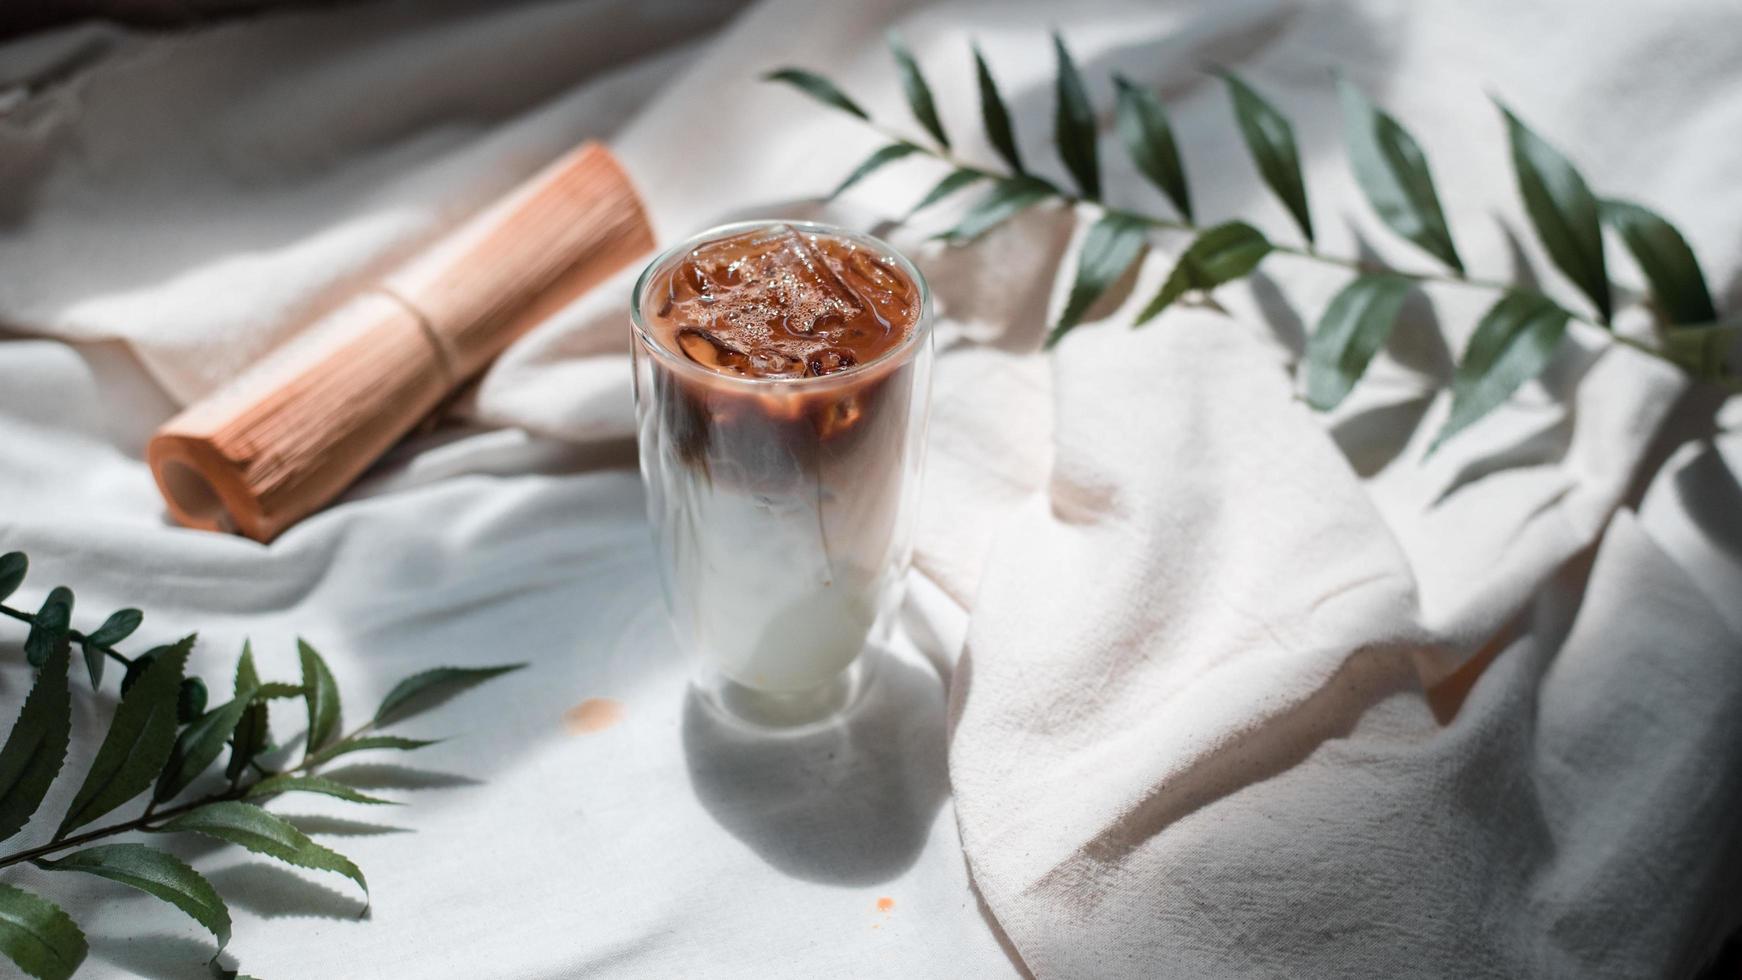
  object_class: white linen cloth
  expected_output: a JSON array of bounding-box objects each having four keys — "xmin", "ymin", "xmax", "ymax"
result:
[{"xmin": 2, "ymin": 0, "xmax": 1740, "ymax": 977}]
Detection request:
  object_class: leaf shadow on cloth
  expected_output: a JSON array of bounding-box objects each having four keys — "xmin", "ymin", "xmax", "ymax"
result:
[
  {"xmin": 1330, "ymin": 392, "xmax": 1435, "ymax": 478},
  {"xmin": 1244, "ymin": 268, "xmax": 1309, "ymax": 360},
  {"xmin": 202, "ymin": 861, "xmax": 366, "ymax": 921},
  {"xmin": 1432, "ymin": 412, "xmax": 1576, "ymax": 507},
  {"xmin": 87, "ymin": 932, "xmax": 230, "ymax": 980},
  {"xmin": 321, "ymin": 762, "xmax": 482, "ymax": 791},
  {"xmin": 285, "ymin": 813, "xmax": 414, "ymax": 837},
  {"xmin": 681, "ymin": 653, "xmax": 949, "ymax": 886},
  {"xmin": 1670, "ymin": 434, "xmax": 1742, "ymax": 565},
  {"xmin": 1497, "ymin": 220, "xmax": 1545, "ymax": 292}
]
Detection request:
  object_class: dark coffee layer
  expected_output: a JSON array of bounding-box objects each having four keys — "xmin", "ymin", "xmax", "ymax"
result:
[{"xmin": 644, "ymin": 224, "xmax": 919, "ymax": 380}]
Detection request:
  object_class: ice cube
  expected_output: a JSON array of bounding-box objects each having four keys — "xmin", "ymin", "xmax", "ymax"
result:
[
  {"xmin": 804, "ymin": 348, "xmax": 858, "ymax": 377},
  {"xmin": 839, "ymin": 248, "xmax": 903, "ymax": 300},
  {"xmin": 749, "ymin": 351, "xmax": 807, "ymax": 378},
  {"xmin": 685, "ymin": 225, "xmax": 790, "ymax": 289},
  {"xmin": 677, "ymin": 328, "xmax": 753, "ymax": 374},
  {"xmin": 658, "ymin": 257, "xmax": 711, "ymax": 316},
  {"xmin": 763, "ymin": 225, "xmax": 866, "ymax": 324},
  {"xmin": 686, "ymin": 225, "xmax": 867, "ymax": 336},
  {"xmin": 676, "ymin": 328, "xmax": 805, "ymax": 378}
]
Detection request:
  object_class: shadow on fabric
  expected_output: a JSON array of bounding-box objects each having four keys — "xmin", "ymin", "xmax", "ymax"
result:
[
  {"xmin": 87, "ymin": 932, "xmax": 228, "ymax": 980},
  {"xmin": 680, "ymin": 652, "xmax": 949, "ymax": 886}
]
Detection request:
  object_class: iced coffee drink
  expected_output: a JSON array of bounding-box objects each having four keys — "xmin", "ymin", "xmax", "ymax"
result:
[{"xmin": 630, "ymin": 221, "xmax": 933, "ymax": 727}]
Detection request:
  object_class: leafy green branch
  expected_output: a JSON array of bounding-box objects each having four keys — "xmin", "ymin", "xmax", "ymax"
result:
[
  {"xmin": 767, "ymin": 34, "xmax": 1738, "ymax": 450},
  {"xmin": 0, "ymin": 551, "xmax": 522, "ymax": 979}
]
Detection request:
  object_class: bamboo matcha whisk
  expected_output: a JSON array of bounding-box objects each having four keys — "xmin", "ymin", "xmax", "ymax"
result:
[{"xmin": 147, "ymin": 142, "xmax": 655, "ymax": 543}]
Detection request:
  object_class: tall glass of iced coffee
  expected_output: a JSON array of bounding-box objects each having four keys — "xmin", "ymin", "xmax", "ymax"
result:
[{"xmin": 630, "ymin": 221, "xmax": 933, "ymax": 729}]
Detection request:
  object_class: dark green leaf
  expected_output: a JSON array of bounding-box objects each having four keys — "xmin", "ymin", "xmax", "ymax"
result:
[
  {"xmin": 157, "ymin": 801, "xmax": 367, "ymax": 901},
  {"xmin": 0, "ymin": 645, "xmax": 71, "ymax": 843},
  {"xmin": 256, "ymin": 682, "xmax": 305, "ymax": 700},
  {"xmin": 1049, "ymin": 212, "xmax": 1150, "ymax": 345},
  {"xmin": 235, "ymin": 640, "xmax": 259, "ymax": 694},
  {"xmin": 24, "ymin": 587, "xmax": 72, "ymax": 670},
  {"xmin": 307, "ymin": 735, "xmax": 441, "ymax": 768},
  {"xmin": 86, "ymin": 608, "xmax": 142, "ymax": 648},
  {"xmin": 935, "ymin": 177, "xmax": 1055, "ymax": 243},
  {"xmin": 227, "ymin": 702, "xmax": 268, "ymax": 783},
  {"xmin": 831, "ymin": 143, "xmax": 921, "ymax": 198},
  {"xmin": 228, "ymin": 644, "xmax": 268, "ymax": 783},
  {"xmin": 0, "ymin": 883, "xmax": 85, "ymax": 980},
  {"xmin": 1303, "ymin": 275, "xmax": 1415, "ymax": 410},
  {"xmin": 120, "ymin": 653, "xmax": 154, "ymax": 697},
  {"xmin": 246, "ymin": 774, "xmax": 398, "ymax": 806},
  {"xmin": 1499, "ymin": 102, "xmax": 1610, "ymax": 322},
  {"xmin": 1114, "ymin": 76, "xmax": 1191, "ymax": 221},
  {"xmin": 1431, "ymin": 291, "xmax": 1571, "ymax": 452},
  {"xmin": 1221, "ymin": 71, "xmax": 1313, "ymax": 244},
  {"xmin": 888, "ymin": 32, "xmax": 948, "ymax": 148},
  {"xmin": 1135, "ymin": 221, "xmax": 1273, "ymax": 324},
  {"xmin": 38, "ymin": 844, "xmax": 229, "ymax": 950},
  {"xmin": 374, "ymin": 663, "xmax": 525, "ymax": 728},
  {"xmin": 1052, "ymin": 33, "xmax": 1100, "ymax": 199},
  {"xmin": 973, "ymin": 44, "xmax": 1023, "ymax": 173},
  {"xmin": 80, "ymin": 642, "xmax": 104, "ymax": 692},
  {"xmin": 156, "ymin": 688, "xmax": 257, "ymax": 803},
  {"xmin": 82, "ymin": 608, "xmax": 140, "ymax": 690},
  {"xmin": 0, "ymin": 553, "xmax": 25, "ymax": 604},
  {"xmin": 1338, "ymin": 78, "xmax": 1461, "ymax": 272},
  {"xmin": 907, "ymin": 168, "xmax": 985, "ymax": 217},
  {"xmin": 58, "ymin": 635, "xmax": 191, "ymax": 837},
  {"xmin": 176, "ymin": 678, "xmax": 207, "ymax": 724},
  {"xmin": 762, "ymin": 68, "xmax": 869, "ymax": 120},
  {"xmin": 1600, "ymin": 199, "xmax": 1716, "ymax": 325},
  {"xmin": 297, "ymin": 640, "xmax": 342, "ymax": 757}
]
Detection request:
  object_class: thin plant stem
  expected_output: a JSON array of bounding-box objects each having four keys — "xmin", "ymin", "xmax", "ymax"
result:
[
  {"xmin": 0, "ymin": 603, "xmax": 133, "ymax": 669},
  {"xmin": 0, "ymin": 788, "xmax": 244, "ymax": 870},
  {"xmin": 292, "ymin": 719, "xmax": 377, "ymax": 773}
]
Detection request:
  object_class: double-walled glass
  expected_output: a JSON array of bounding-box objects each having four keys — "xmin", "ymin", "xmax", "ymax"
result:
[{"xmin": 630, "ymin": 221, "xmax": 934, "ymax": 729}]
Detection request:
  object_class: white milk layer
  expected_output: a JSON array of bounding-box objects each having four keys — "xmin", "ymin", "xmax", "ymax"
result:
[{"xmin": 661, "ymin": 471, "xmax": 888, "ymax": 691}]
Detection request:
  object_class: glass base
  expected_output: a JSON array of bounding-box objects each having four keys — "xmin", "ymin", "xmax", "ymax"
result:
[{"xmin": 693, "ymin": 651, "xmax": 878, "ymax": 734}]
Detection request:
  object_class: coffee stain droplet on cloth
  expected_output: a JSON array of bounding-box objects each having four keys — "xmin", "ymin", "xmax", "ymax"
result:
[
  {"xmin": 564, "ymin": 698, "xmax": 624, "ymax": 734},
  {"xmin": 876, "ymin": 897, "xmax": 895, "ymax": 913}
]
